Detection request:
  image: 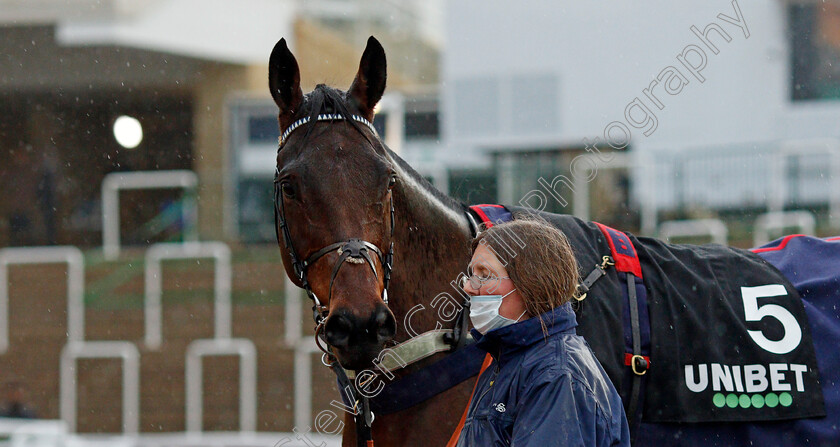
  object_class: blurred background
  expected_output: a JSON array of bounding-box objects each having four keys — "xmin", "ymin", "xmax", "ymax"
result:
[{"xmin": 0, "ymin": 0, "xmax": 838, "ymax": 444}]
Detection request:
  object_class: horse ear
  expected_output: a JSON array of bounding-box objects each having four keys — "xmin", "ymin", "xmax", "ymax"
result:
[
  {"xmin": 348, "ymin": 36, "xmax": 387, "ymax": 120},
  {"xmin": 268, "ymin": 38, "xmax": 303, "ymax": 125}
]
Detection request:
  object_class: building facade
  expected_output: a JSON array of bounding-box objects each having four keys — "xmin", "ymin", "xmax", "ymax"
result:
[{"xmin": 440, "ymin": 0, "xmax": 840, "ymax": 235}]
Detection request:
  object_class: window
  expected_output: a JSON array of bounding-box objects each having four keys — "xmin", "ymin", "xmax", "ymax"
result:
[
  {"xmin": 790, "ymin": 3, "xmax": 840, "ymax": 100},
  {"xmin": 373, "ymin": 113, "xmax": 388, "ymax": 138},
  {"xmin": 248, "ymin": 116, "xmax": 279, "ymax": 144},
  {"xmin": 405, "ymin": 111, "xmax": 439, "ymax": 140}
]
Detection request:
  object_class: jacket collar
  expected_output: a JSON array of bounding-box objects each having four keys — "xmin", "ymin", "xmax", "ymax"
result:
[{"xmin": 471, "ymin": 302, "xmax": 578, "ymax": 361}]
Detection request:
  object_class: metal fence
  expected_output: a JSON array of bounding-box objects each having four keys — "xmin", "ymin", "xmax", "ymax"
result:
[{"xmin": 639, "ymin": 138, "xmax": 840, "ymax": 234}]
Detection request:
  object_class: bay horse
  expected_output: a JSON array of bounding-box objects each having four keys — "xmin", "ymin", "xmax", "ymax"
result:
[
  {"xmin": 269, "ymin": 37, "xmax": 840, "ymax": 446},
  {"xmin": 270, "ymin": 37, "xmax": 476, "ymax": 446}
]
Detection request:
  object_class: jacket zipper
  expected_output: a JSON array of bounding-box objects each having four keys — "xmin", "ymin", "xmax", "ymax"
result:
[{"xmin": 471, "ymin": 354, "xmax": 502, "ymax": 412}]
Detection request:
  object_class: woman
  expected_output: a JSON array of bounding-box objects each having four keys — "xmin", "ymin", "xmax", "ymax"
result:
[{"xmin": 454, "ymin": 218, "xmax": 630, "ymax": 446}]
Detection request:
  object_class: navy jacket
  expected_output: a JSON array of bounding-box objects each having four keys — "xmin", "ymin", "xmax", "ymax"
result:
[{"xmin": 456, "ymin": 303, "xmax": 630, "ymax": 447}]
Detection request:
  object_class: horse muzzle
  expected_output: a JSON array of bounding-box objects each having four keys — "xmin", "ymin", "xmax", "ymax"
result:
[{"xmin": 323, "ymin": 304, "xmax": 396, "ymax": 370}]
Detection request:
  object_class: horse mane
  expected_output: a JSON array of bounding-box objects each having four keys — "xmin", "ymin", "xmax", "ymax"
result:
[{"xmin": 298, "ymin": 84, "xmax": 469, "ymax": 215}]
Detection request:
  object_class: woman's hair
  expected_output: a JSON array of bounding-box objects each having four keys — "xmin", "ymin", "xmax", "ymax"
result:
[{"xmin": 471, "ymin": 217, "xmax": 580, "ymax": 329}]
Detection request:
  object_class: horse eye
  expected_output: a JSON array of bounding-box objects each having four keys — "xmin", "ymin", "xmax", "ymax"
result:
[
  {"xmin": 281, "ymin": 182, "xmax": 295, "ymax": 198},
  {"xmin": 388, "ymin": 175, "xmax": 397, "ymax": 189}
]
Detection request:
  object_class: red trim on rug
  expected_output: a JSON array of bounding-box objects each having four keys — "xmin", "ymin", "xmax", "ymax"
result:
[
  {"xmin": 594, "ymin": 222, "xmax": 643, "ymax": 278},
  {"xmin": 469, "ymin": 205, "xmax": 502, "ymax": 228},
  {"xmin": 751, "ymin": 234, "xmax": 808, "ymax": 253}
]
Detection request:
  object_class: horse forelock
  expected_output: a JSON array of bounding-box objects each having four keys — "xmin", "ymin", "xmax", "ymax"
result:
[
  {"xmin": 293, "ymin": 84, "xmax": 374, "ymax": 147},
  {"xmin": 276, "ymin": 83, "xmax": 387, "ymax": 182}
]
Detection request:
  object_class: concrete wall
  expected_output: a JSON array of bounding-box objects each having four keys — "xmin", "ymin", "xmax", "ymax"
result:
[{"xmin": 193, "ymin": 64, "xmax": 266, "ymax": 240}]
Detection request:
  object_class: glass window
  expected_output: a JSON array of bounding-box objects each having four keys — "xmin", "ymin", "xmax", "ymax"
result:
[
  {"xmin": 405, "ymin": 111, "xmax": 439, "ymax": 140},
  {"xmin": 237, "ymin": 179, "xmax": 276, "ymax": 243},
  {"xmin": 248, "ymin": 116, "xmax": 279, "ymax": 144},
  {"xmin": 790, "ymin": 3, "xmax": 840, "ymax": 100},
  {"xmin": 373, "ymin": 113, "xmax": 388, "ymax": 138}
]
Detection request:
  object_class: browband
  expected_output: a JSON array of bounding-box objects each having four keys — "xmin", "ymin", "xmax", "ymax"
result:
[{"xmin": 279, "ymin": 113, "xmax": 378, "ymax": 147}]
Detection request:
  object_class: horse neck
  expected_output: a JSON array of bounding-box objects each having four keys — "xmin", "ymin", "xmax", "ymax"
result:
[
  {"xmin": 388, "ymin": 161, "xmax": 474, "ymax": 339},
  {"xmin": 361, "ymin": 162, "xmax": 475, "ymax": 446}
]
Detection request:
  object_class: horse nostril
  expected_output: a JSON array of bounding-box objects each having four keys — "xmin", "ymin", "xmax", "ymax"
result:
[
  {"xmin": 373, "ymin": 306, "xmax": 396, "ymax": 341},
  {"xmin": 324, "ymin": 314, "xmax": 352, "ymax": 348}
]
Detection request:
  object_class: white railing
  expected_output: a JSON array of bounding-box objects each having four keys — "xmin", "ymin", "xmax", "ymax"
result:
[
  {"xmin": 0, "ymin": 418, "xmax": 67, "ymax": 447},
  {"xmin": 283, "ymin": 277, "xmax": 323, "ymax": 431},
  {"xmin": 60, "ymin": 341, "xmax": 140, "ymax": 434},
  {"xmin": 129, "ymin": 432, "xmax": 341, "ymax": 447},
  {"xmin": 102, "ymin": 170, "xmax": 198, "ymax": 260},
  {"xmin": 144, "ymin": 242, "xmax": 232, "ymax": 350},
  {"xmin": 753, "ymin": 210, "xmax": 817, "ymax": 246},
  {"xmin": 774, "ymin": 139, "xmax": 840, "ymax": 229},
  {"xmin": 659, "ymin": 219, "xmax": 728, "ymax": 245},
  {"xmin": 0, "ymin": 246, "xmax": 85, "ymax": 354},
  {"xmin": 283, "ymin": 277, "xmax": 312, "ymax": 430},
  {"xmin": 640, "ymin": 138, "xmax": 840, "ymax": 235},
  {"xmin": 0, "ymin": 244, "xmax": 331, "ymax": 436},
  {"xmin": 185, "ymin": 338, "xmax": 257, "ymax": 433},
  {"xmin": 0, "ymin": 238, "xmax": 327, "ymax": 435},
  {"xmin": 0, "ymin": 429, "xmax": 340, "ymax": 447}
]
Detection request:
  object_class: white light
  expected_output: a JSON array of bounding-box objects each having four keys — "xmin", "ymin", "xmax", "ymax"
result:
[{"xmin": 113, "ymin": 115, "xmax": 143, "ymax": 149}]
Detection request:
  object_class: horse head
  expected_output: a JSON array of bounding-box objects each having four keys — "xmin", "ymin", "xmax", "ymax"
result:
[{"xmin": 269, "ymin": 37, "xmax": 398, "ymax": 371}]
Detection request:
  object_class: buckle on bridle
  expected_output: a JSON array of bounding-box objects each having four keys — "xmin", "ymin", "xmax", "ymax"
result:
[{"xmin": 338, "ymin": 238, "xmax": 368, "ymax": 258}]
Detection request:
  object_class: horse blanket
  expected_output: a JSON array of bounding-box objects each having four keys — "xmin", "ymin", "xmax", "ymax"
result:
[{"xmin": 470, "ymin": 204, "xmax": 834, "ymax": 432}]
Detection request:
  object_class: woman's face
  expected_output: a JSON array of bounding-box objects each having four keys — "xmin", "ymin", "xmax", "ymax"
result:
[{"xmin": 463, "ymin": 243, "xmax": 527, "ymax": 321}]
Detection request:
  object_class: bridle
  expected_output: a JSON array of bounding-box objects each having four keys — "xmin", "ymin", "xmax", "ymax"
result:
[
  {"xmin": 274, "ymin": 112, "xmax": 397, "ymax": 447},
  {"xmin": 274, "ymin": 112, "xmax": 477, "ymax": 447},
  {"xmin": 273, "ymin": 113, "xmax": 395, "ymax": 328}
]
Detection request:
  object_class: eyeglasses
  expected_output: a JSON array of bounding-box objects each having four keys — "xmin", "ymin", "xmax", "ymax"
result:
[{"xmin": 461, "ymin": 272, "xmax": 511, "ymax": 290}]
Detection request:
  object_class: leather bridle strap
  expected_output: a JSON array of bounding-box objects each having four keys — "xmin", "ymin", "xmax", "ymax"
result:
[
  {"xmin": 327, "ymin": 239, "xmax": 382, "ymax": 302},
  {"xmin": 274, "ymin": 177, "xmax": 394, "ymax": 324},
  {"xmin": 280, "ymin": 113, "xmax": 377, "ymax": 146},
  {"xmin": 331, "ymin": 360, "xmax": 373, "ymax": 447},
  {"xmin": 274, "ymin": 113, "xmax": 393, "ymax": 326}
]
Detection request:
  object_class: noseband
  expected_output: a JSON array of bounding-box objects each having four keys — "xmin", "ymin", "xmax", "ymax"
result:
[{"xmin": 274, "ymin": 114, "xmax": 395, "ymax": 327}]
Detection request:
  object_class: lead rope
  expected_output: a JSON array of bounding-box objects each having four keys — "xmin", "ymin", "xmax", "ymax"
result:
[{"xmin": 328, "ymin": 358, "xmax": 374, "ymax": 447}]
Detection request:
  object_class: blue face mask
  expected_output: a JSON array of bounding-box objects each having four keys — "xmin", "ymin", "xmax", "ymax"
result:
[{"xmin": 469, "ymin": 289, "xmax": 526, "ymax": 334}]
